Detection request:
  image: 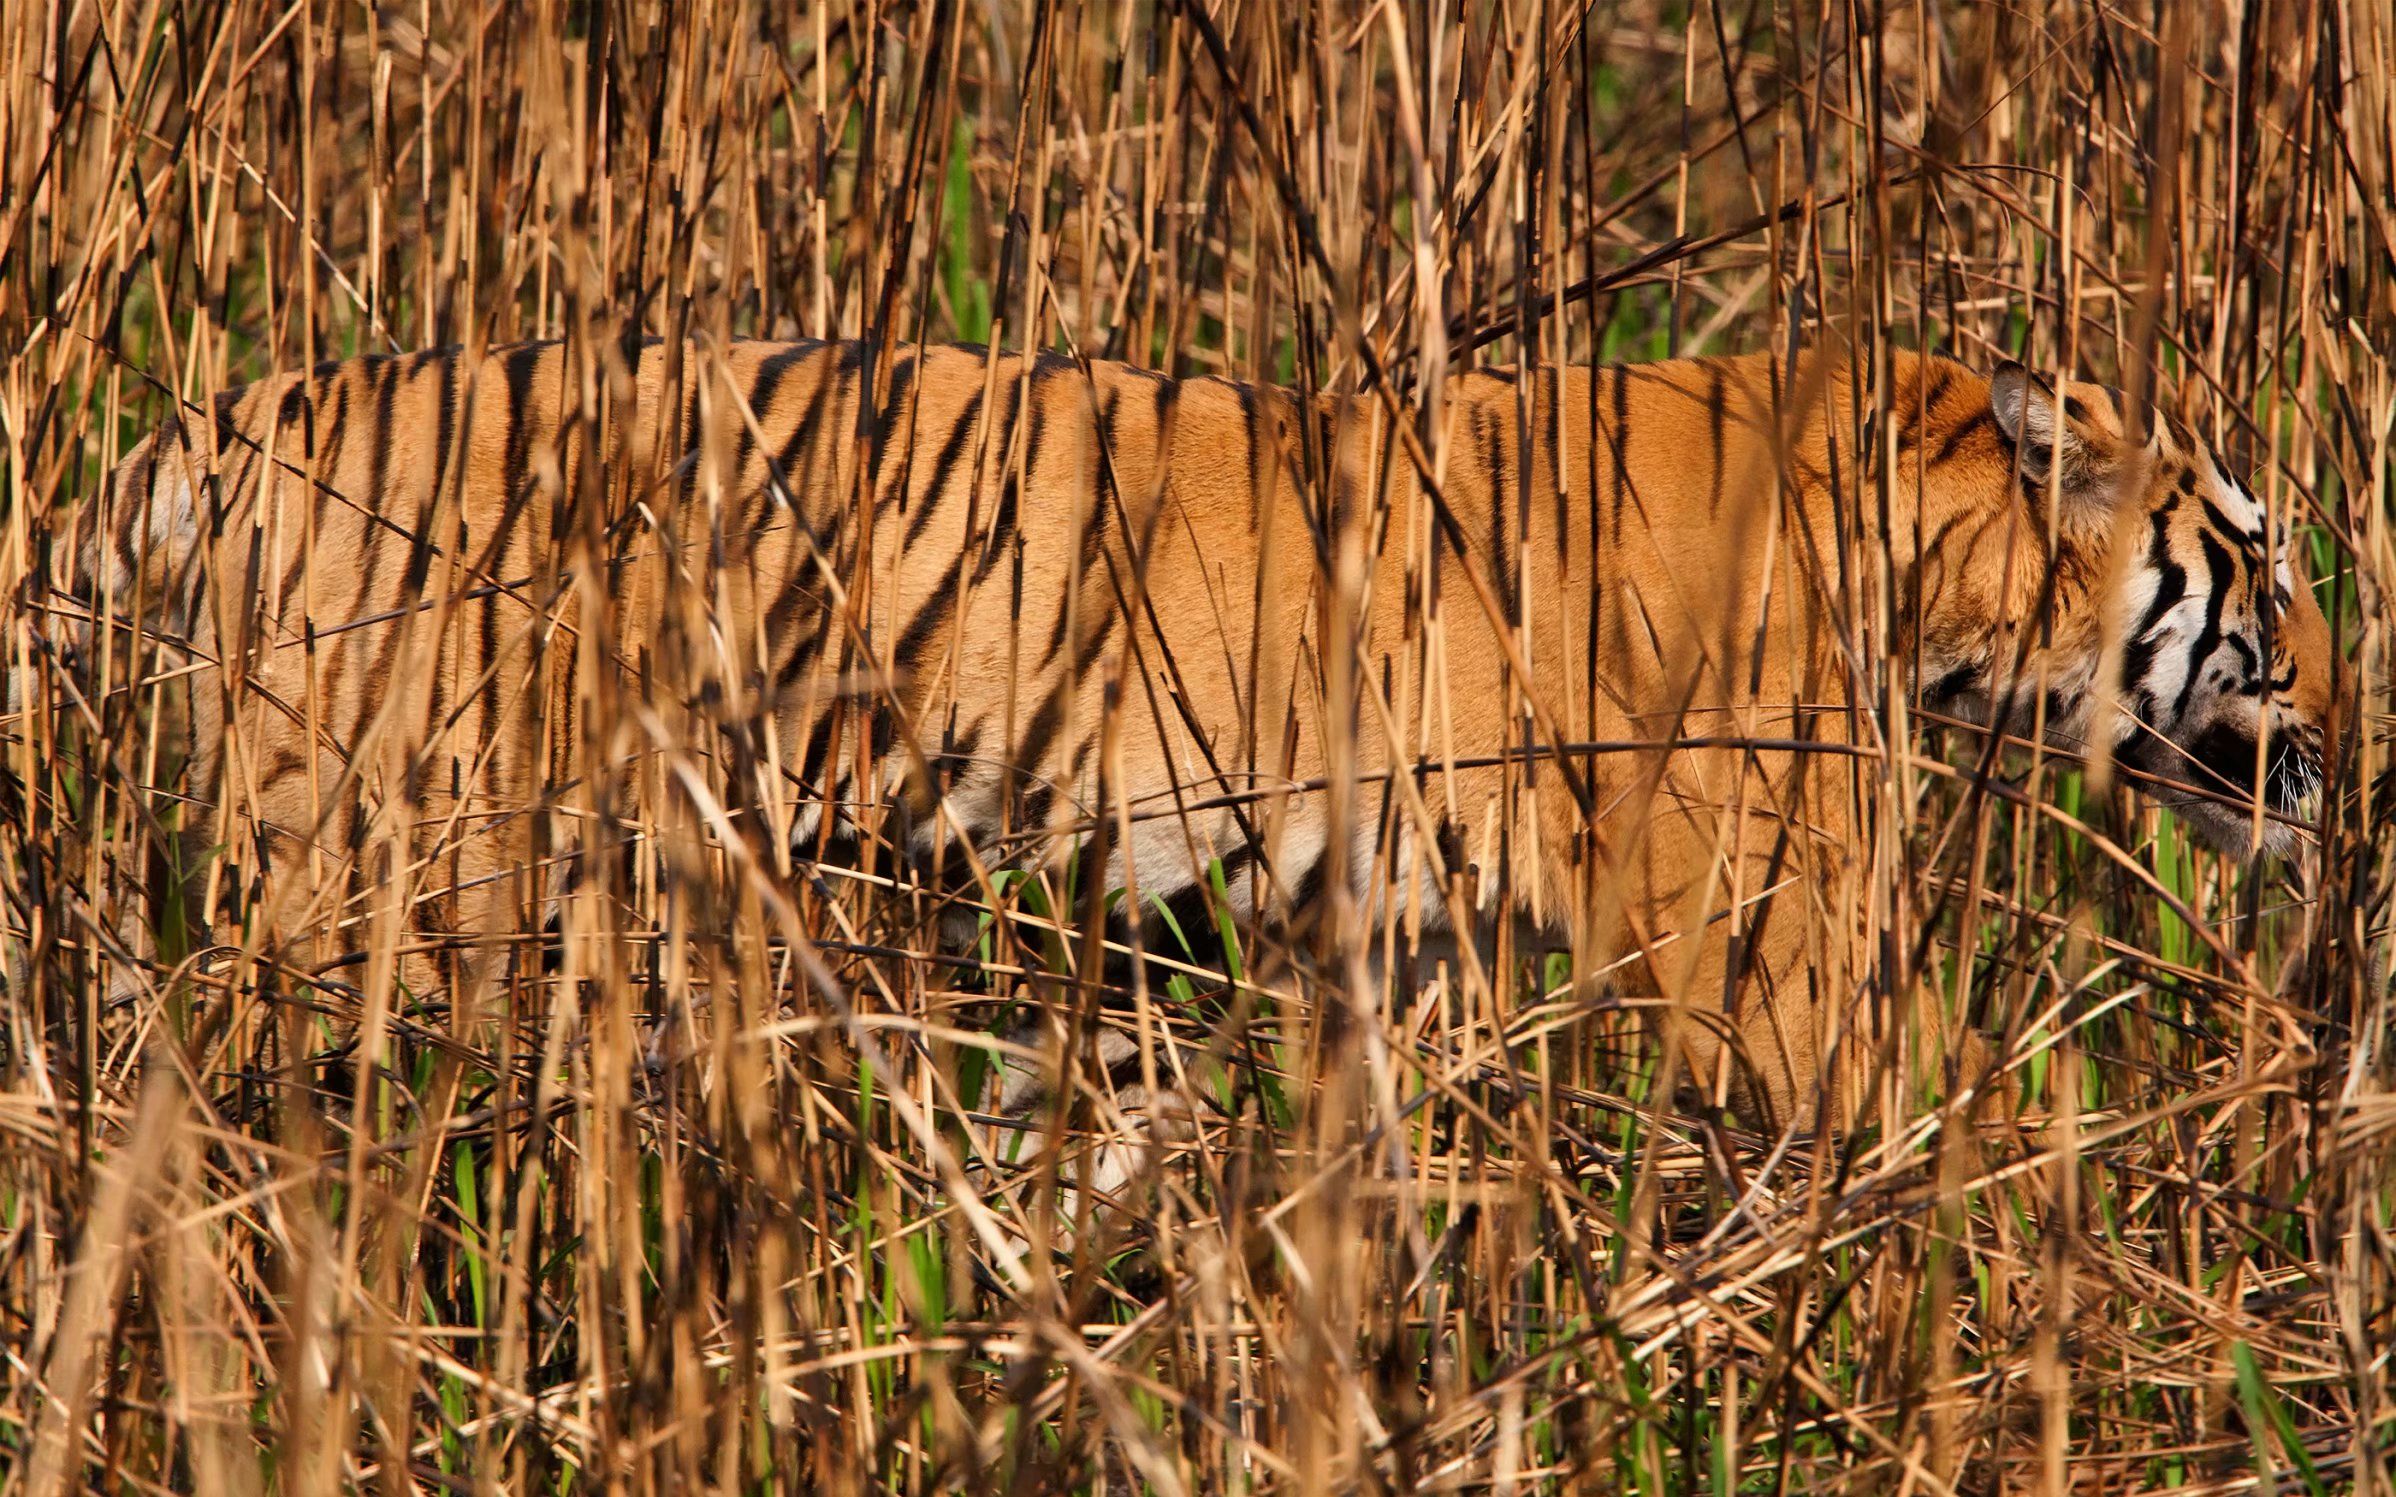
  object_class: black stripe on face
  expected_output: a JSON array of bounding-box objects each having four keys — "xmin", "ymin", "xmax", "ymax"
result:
[
  {"xmin": 1153, "ymin": 877, "xmax": 1223, "ymax": 964},
  {"xmin": 2101, "ymin": 383, "xmax": 2159, "ymax": 443},
  {"xmin": 2117, "ymin": 495, "xmax": 2188, "ymax": 699},
  {"xmin": 2267, "ymin": 648, "xmax": 2297, "ymax": 696},
  {"xmin": 1921, "ymin": 660, "xmax": 1982, "ymax": 708},
  {"xmin": 1140, "ymin": 840, "xmax": 1254, "ymax": 964},
  {"xmin": 2197, "ymin": 490, "xmax": 2265, "ymax": 559},
  {"xmin": 2183, "ymin": 721, "xmax": 2267, "ymax": 797},
  {"xmin": 1287, "ymin": 850, "xmax": 1332, "ymax": 922},
  {"xmin": 2170, "ymin": 528, "xmax": 2236, "ymax": 718},
  {"xmin": 258, "ymin": 746, "xmax": 308, "ymax": 794},
  {"xmin": 209, "ymin": 388, "xmax": 243, "ymax": 460},
  {"xmin": 2218, "ymin": 630, "xmax": 2272, "ymax": 697},
  {"xmin": 1016, "ymin": 783, "xmax": 1056, "ymax": 842}
]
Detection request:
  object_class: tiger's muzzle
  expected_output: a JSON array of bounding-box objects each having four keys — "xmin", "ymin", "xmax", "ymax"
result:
[{"xmin": 2128, "ymin": 722, "xmax": 2324, "ymax": 857}]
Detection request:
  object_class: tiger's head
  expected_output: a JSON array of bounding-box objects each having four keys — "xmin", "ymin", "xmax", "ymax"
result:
[{"xmin": 1979, "ymin": 361, "xmax": 2341, "ymax": 860}]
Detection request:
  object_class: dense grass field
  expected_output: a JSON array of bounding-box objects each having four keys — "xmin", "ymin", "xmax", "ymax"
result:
[{"xmin": 3, "ymin": 0, "xmax": 2393, "ymax": 1491}]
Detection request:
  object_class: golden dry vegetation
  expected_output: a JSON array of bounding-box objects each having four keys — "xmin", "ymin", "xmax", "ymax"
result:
[{"xmin": 2, "ymin": 0, "xmax": 2394, "ymax": 1491}]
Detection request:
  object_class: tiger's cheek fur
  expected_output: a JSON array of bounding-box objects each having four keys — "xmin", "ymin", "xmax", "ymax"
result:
[{"xmin": 2017, "ymin": 412, "xmax": 2343, "ymax": 858}]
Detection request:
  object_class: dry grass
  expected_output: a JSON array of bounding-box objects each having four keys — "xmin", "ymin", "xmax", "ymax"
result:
[{"xmin": 4, "ymin": 0, "xmax": 2395, "ymax": 1491}]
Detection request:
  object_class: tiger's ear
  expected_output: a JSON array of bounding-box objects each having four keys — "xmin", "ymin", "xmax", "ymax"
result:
[{"xmin": 1987, "ymin": 360, "xmax": 2092, "ymax": 496}]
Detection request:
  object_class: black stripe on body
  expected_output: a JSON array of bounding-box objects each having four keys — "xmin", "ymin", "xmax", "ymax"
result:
[
  {"xmin": 334, "ymin": 355, "xmax": 438, "ymax": 733},
  {"xmin": 764, "ymin": 352, "xmax": 853, "ymax": 691},
  {"xmin": 797, "ymin": 705, "xmax": 841, "ymax": 792},
  {"xmin": 973, "ymin": 363, "xmax": 1053, "ymax": 587},
  {"xmin": 929, "ymin": 718, "xmax": 984, "ymax": 784},
  {"xmin": 1931, "ymin": 408, "xmax": 1994, "ymax": 467},
  {"xmin": 891, "ymin": 551, "xmax": 967, "ymax": 679},
  {"xmin": 866, "ymin": 352, "xmax": 920, "ymax": 499},
  {"xmin": 468, "ymin": 345, "xmax": 549, "ymax": 719},
  {"xmin": 276, "ymin": 376, "xmax": 353, "ymax": 605},
  {"xmin": 1476, "ymin": 405, "xmax": 1516, "ymax": 618},
  {"xmin": 1899, "ymin": 363, "xmax": 1954, "ymax": 451},
  {"xmin": 732, "ymin": 343, "xmax": 817, "ymax": 529},
  {"xmin": 678, "ymin": 357, "xmax": 706, "ymax": 503},
  {"xmin": 359, "ymin": 357, "xmax": 406, "ymax": 576},
  {"xmin": 1607, "ymin": 366, "xmax": 1632, "ymax": 524},
  {"xmin": 765, "ymin": 348, "xmax": 839, "ymax": 522},
  {"xmin": 904, "ymin": 384, "xmax": 986, "ymax": 550},
  {"xmin": 1012, "ymin": 691, "xmax": 1070, "ymax": 833},
  {"xmin": 107, "ymin": 438, "xmax": 161, "ymax": 593},
  {"xmin": 1067, "ymin": 381, "xmax": 1135, "ymax": 681},
  {"xmin": 1495, "ymin": 392, "xmax": 1519, "ymax": 590},
  {"xmin": 1703, "ymin": 361, "xmax": 1727, "ymax": 514},
  {"xmin": 1233, "ymin": 381, "xmax": 1264, "ymax": 529},
  {"xmin": 1042, "ymin": 385, "xmax": 1124, "ymax": 670}
]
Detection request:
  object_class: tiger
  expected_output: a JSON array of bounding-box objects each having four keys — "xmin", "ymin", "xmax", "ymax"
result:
[{"xmin": 33, "ymin": 336, "xmax": 2340, "ymax": 1130}]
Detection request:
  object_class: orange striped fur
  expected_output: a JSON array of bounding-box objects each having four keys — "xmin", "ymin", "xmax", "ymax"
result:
[{"xmin": 68, "ymin": 340, "xmax": 2338, "ymax": 1126}]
